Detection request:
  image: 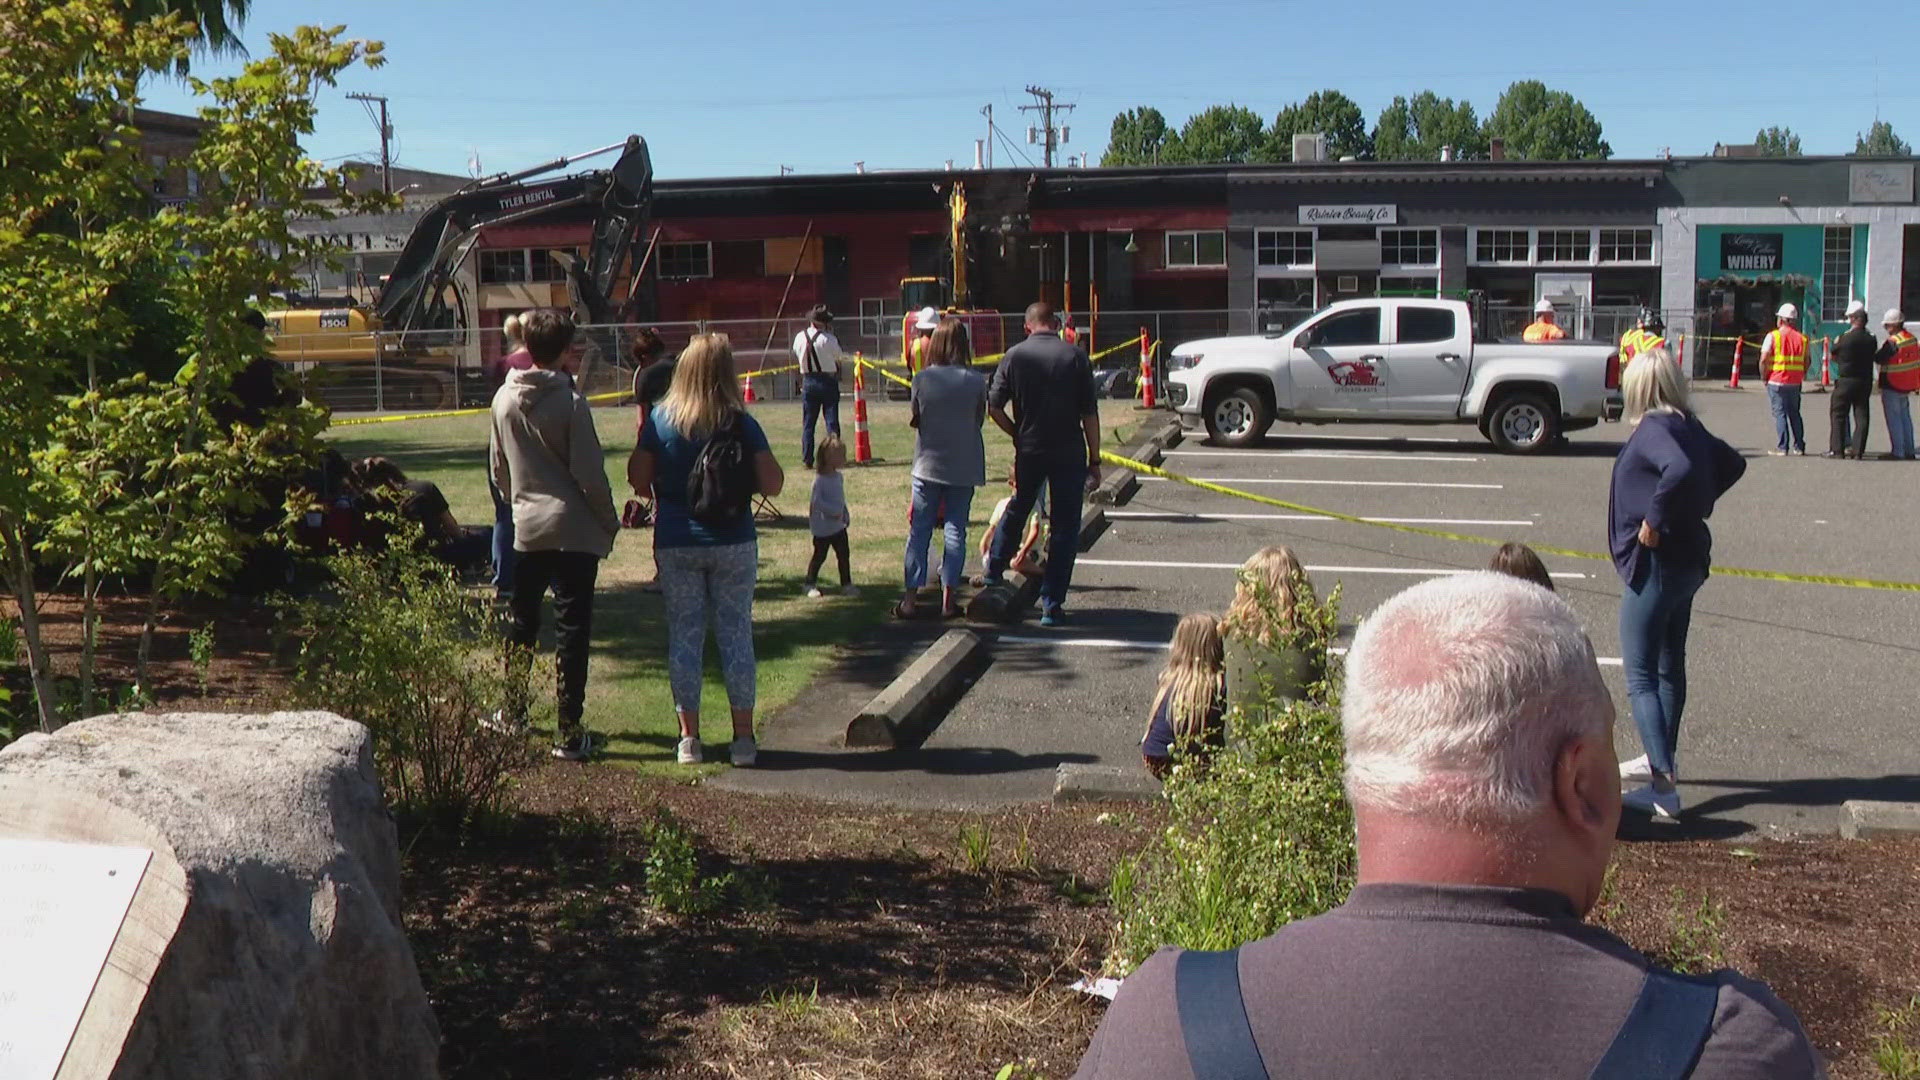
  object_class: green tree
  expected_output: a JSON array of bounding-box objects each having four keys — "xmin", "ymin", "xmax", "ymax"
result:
[
  {"xmin": 1482, "ymin": 80, "xmax": 1611, "ymax": 160},
  {"xmin": 1266, "ymin": 89, "xmax": 1371, "ymax": 161},
  {"xmin": 1101, "ymin": 106, "xmax": 1174, "ymax": 166},
  {"xmin": 1373, "ymin": 92, "xmax": 1486, "ymax": 161},
  {"xmin": 1164, "ymin": 104, "xmax": 1265, "ymax": 165},
  {"xmin": 1855, "ymin": 120, "xmax": 1912, "ymax": 157},
  {"xmin": 1754, "ymin": 126, "xmax": 1802, "ymax": 157}
]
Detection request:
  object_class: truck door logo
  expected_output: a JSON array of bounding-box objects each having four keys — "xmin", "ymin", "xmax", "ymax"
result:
[{"xmin": 1326, "ymin": 361, "xmax": 1383, "ymax": 391}]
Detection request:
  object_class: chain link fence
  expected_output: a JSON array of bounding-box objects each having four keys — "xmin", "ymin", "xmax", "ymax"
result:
[{"xmin": 286, "ymin": 304, "xmax": 1766, "ymax": 416}]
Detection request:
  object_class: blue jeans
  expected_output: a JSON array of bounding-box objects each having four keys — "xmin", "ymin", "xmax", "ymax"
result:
[
  {"xmin": 800, "ymin": 372, "xmax": 841, "ymax": 466},
  {"xmin": 988, "ymin": 454, "xmax": 1087, "ymax": 609},
  {"xmin": 1618, "ymin": 552, "xmax": 1708, "ymax": 778},
  {"xmin": 489, "ymin": 477, "xmax": 516, "ymax": 593},
  {"xmin": 904, "ymin": 479, "xmax": 975, "ymax": 591},
  {"xmin": 1884, "ymin": 390, "xmax": 1916, "ymax": 458},
  {"xmin": 1765, "ymin": 382, "xmax": 1804, "ymax": 452}
]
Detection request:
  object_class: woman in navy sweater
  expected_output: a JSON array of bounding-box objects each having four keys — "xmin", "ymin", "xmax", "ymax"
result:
[{"xmin": 1609, "ymin": 348, "xmax": 1747, "ymax": 819}]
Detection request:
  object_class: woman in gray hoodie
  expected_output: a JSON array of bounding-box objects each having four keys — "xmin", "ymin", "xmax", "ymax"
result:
[{"xmin": 489, "ymin": 309, "xmax": 621, "ymax": 761}]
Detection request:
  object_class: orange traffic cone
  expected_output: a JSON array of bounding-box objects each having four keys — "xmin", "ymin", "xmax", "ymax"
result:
[
  {"xmin": 742, "ymin": 373, "xmax": 757, "ymax": 403},
  {"xmin": 1727, "ymin": 337, "xmax": 1744, "ymax": 389},
  {"xmin": 852, "ymin": 357, "xmax": 873, "ymax": 464}
]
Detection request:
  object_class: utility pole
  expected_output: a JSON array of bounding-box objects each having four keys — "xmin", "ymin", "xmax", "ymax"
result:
[
  {"xmin": 981, "ymin": 104, "xmax": 995, "ymax": 169},
  {"xmin": 1020, "ymin": 85, "xmax": 1074, "ymax": 168},
  {"xmin": 345, "ymin": 92, "xmax": 392, "ymax": 194}
]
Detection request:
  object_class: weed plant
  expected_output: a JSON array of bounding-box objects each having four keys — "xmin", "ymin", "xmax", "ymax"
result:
[
  {"xmin": 1876, "ymin": 995, "xmax": 1920, "ymax": 1080},
  {"xmin": 1109, "ymin": 579, "xmax": 1353, "ymax": 970}
]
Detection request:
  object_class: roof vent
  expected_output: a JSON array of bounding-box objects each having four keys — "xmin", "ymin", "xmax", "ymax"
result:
[{"xmin": 1291, "ymin": 133, "xmax": 1328, "ymax": 163}]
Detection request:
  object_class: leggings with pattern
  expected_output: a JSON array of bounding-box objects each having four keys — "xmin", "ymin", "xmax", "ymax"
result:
[{"xmin": 658, "ymin": 539, "xmax": 758, "ymax": 715}]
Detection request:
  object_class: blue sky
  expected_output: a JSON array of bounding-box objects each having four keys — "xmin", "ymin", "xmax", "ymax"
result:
[{"xmin": 139, "ymin": 0, "xmax": 1917, "ymax": 180}]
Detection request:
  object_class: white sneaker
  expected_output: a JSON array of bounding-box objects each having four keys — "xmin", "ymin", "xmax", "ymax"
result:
[
  {"xmin": 1619, "ymin": 754, "xmax": 1651, "ymax": 783},
  {"xmin": 1622, "ymin": 784, "xmax": 1682, "ymax": 820},
  {"xmin": 729, "ymin": 736, "xmax": 758, "ymax": 767},
  {"xmin": 482, "ymin": 709, "xmax": 531, "ymax": 736},
  {"xmin": 676, "ymin": 736, "xmax": 703, "ymax": 765},
  {"xmin": 804, "ymin": 585, "xmax": 823, "ymax": 598}
]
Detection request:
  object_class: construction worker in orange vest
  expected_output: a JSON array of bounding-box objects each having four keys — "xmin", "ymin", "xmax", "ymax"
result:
[
  {"xmin": 1876, "ymin": 308, "xmax": 1919, "ymax": 459},
  {"xmin": 1759, "ymin": 302, "xmax": 1808, "ymax": 455},
  {"xmin": 1522, "ymin": 299, "xmax": 1567, "ymax": 342}
]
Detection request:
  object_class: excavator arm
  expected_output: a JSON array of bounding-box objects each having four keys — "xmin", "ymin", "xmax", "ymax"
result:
[{"xmin": 374, "ymin": 135, "xmax": 654, "ymax": 353}]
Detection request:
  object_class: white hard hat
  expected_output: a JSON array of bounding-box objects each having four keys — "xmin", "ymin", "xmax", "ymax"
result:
[
  {"xmin": 1534, "ymin": 299, "xmax": 1555, "ymax": 314},
  {"xmin": 1845, "ymin": 299, "xmax": 1867, "ymax": 318},
  {"xmin": 1885, "ymin": 308, "xmax": 1906, "ymax": 325},
  {"xmin": 914, "ymin": 307, "xmax": 940, "ymax": 331},
  {"xmin": 1777, "ymin": 303, "xmax": 1798, "ymax": 320}
]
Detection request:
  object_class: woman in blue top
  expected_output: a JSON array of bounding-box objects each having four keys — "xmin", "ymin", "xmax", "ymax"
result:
[
  {"xmin": 628, "ymin": 334, "xmax": 784, "ymax": 768},
  {"xmin": 1608, "ymin": 348, "xmax": 1746, "ymax": 820}
]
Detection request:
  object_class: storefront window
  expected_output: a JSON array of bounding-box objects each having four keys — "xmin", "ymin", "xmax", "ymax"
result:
[
  {"xmin": 1379, "ymin": 276, "xmax": 1439, "ymax": 297},
  {"xmin": 1255, "ymin": 229, "xmax": 1313, "ymax": 269},
  {"xmin": 659, "ymin": 241, "xmax": 712, "ymax": 279},
  {"xmin": 1822, "ymin": 226, "xmax": 1854, "ymax": 318},
  {"xmin": 1167, "ymin": 230, "xmax": 1227, "ymax": 268},
  {"xmin": 1538, "ymin": 229, "xmax": 1593, "ymax": 264},
  {"xmin": 1380, "ymin": 228, "xmax": 1438, "ymax": 267},
  {"xmin": 528, "ymin": 247, "xmax": 580, "ymax": 284},
  {"xmin": 1474, "ymin": 229, "xmax": 1530, "ymax": 264},
  {"xmin": 1597, "ymin": 228, "xmax": 1654, "ymax": 263},
  {"xmin": 478, "ymin": 249, "xmax": 527, "ymax": 284}
]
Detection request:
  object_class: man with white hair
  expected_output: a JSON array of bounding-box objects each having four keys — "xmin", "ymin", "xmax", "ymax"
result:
[{"xmin": 1072, "ymin": 574, "xmax": 1821, "ymax": 1079}]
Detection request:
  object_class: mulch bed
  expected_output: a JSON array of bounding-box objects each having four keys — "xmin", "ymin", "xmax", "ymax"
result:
[{"xmin": 404, "ymin": 765, "xmax": 1920, "ymax": 1079}]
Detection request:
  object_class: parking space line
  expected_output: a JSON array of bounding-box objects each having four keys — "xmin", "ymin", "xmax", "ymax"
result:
[
  {"xmin": 1106, "ymin": 511, "xmax": 1535, "ymax": 527},
  {"xmin": 1178, "ymin": 429, "xmax": 1466, "ymax": 444},
  {"xmin": 1164, "ymin": 450, "xmax": 1480, "ymax": 463},
  {"xmin": 1140, "ymin": 477, "xmax": 1502, "ymax": 490},
  {"xmin": 1076, "ymin": 557, "xmax": 1586, "ymax": 580},
  {"xmin": 1000, "ymin": 635, "xmax": 1621, "ymax": 666}
]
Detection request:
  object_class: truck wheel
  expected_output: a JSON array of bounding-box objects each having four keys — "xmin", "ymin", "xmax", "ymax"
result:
[
  {"xmin": 1486, "ymin": 393, "xmax": 1559, "ymax": 454},
  {"xmin": 1204, "ymin": 386, "xmax": 1272, "ymax": 448}
]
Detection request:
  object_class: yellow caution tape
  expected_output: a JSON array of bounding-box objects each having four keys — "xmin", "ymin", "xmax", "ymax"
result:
[{"xmin": 1099, "ymin": 448, "xmax": 1920, "ymax": 594}]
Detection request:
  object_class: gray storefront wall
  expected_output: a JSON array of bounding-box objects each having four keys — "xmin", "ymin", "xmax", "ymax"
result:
[{"xmin": 1225, "ymin": 166, "xmax": 1668, "ymax": 337}]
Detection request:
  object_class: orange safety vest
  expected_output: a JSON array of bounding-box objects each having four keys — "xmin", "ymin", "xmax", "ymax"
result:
[
  {"xmin": 1619, "ymin": 328, "xmax": 1644, "ymax": 360},
  {"xmin": 1523, "ymin": 320, "xmax": 1566, "ymax": 343},
  {"xmin": 1886, "ymin": 329, "xmax": 1920, "ymax": 392},
  {"xmin": 1766, "ymin": 326, "xmax": 1807, "ymax": 384}
]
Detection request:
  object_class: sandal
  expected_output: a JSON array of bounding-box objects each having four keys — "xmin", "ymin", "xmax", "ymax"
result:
[
  {"xmin": 892, "ymin": 600, "xmax": 919, "ymax": 620},
  {"xmin": 942, "ymin": 604, "xmax": 964, "ymax": 620}
]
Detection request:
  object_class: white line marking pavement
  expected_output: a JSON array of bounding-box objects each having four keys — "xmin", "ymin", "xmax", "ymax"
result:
[
  {"xmin": 1001, "ymin": 635, "xmax": 1621, "ymax": 666},
  {"xmin": 1140, "ymin": 476, "xmax": 1502, "ymax": 490},
  {"xmin": 1075, "ymin": 557, "xmax": 1587, "ymax": 580},
  {"xmin": 1106, "ymin": 511, "xmax": 1535, "ymax": 527},
  {"xmin": 1180, "ymin": 429, "xmax": 1465, "ymax": 444},
  {"xmin": 1165, "ymin": 450, "xmax": 1480, "ymax": 463}
]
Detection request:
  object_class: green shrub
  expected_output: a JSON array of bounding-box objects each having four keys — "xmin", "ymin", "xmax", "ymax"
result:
[
  {"xmin": 1109, "ymin": 580, "xmax": 1353, "ymax": 970},
  {"xmin": 641, "ymin": 808, "xmax": 734, "ymax": 915},
  {"xmin": 277, "ymin": 536, "xmax": 534, "ymax": 825},
  {"xmin": 1876, "ymin": 995, "xmax": 1920, "ymax": 1080}
]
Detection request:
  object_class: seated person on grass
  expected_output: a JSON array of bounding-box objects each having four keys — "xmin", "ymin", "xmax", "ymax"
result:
[
  {"xmin": 349, "ymin": 456, "xmax": 492, "ymax": 571},
  {"xmin": 976, "ymin": 470, "xmax": 1045, "ymax": 581}
]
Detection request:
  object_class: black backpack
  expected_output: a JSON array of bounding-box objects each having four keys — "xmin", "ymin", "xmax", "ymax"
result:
[{"xmin": 687, "ymin": 413, "xmax": 758, "ymax": 528}]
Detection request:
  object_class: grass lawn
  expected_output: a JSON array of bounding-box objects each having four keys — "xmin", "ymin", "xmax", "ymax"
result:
[{"xmin": 327, "ymin": 395, "xmax": 1146, "ymax": 772}]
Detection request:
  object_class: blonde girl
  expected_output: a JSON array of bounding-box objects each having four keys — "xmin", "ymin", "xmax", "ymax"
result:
[
  {"xmin": 1141, "ymin": 612, "xmax": 1228, "ymax": 779},
  {"xmin": 805, "ymin": 433, "xmax": 855, "ymax": 597},
  {"xmin": 1221, "ymin": 545, "xmax": 1319, "ymax": 717}
]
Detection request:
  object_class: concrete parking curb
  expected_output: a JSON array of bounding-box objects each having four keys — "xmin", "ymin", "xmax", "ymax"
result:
[
  {"xmin": 1053, "ymin": 763, "xmax": 1165, "ymax": 804},
  {"xmin": 1090, "ymin": 416, "xmax": 1183, "ymax": 506},
  {"xmin": 1840, "ymin": 800, "xmax": 1920, "ymax": 839},
  {"xmin": 844, "ymin": 629, "xmax": 989, "ymax": 749}
]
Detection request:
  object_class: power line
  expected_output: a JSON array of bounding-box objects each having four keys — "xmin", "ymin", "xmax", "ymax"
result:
[
  {"xmin": 344, "ymin": 92, "xmax": 392, "ymax": 194},
  {"xmin": 1018, "ymin": 85, "xmax": 1075, "ymax": 168}
]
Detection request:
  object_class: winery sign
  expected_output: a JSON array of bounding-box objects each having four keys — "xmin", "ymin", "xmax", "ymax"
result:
[{"xmin": 1721, "ymin": 232, "xmax": 1783, "ymax": 273}]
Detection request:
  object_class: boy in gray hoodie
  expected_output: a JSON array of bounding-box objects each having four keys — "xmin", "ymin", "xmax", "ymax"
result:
[{"xmin": 489, "ymin": 309, "xmax": 621, "ymax": 760}]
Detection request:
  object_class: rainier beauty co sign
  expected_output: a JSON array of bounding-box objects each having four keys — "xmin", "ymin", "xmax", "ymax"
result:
[{"xmin": 1299, "ymin": 204, "xmax": 1397, "ymax": 225}]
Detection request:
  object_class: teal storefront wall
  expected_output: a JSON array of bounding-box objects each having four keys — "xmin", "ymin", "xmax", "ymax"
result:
[{"xmin": 1695, "ymin": 224, "xmax": 1868, "ymax": 374}]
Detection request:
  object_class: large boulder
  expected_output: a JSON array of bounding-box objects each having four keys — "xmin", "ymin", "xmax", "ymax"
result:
[{"xmin": 0, "ymin": 711, "xmax": 440, "ymax": 1079}]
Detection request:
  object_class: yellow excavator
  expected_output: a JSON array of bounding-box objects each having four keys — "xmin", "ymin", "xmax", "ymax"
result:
[
  {"xmin": 266, "ymin": 135, "xmax": 654, "ymax": 410},
  {"xmin": 898, "ymin": 182, "xmax": 1003, "ymax": 384}
]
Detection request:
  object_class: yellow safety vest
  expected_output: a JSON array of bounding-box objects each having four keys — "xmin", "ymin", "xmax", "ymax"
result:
[
  {"xmin": 1766, "ymin": 328, "xmax": 1807, "ymax": 384},
  {"xmin": 1619, "ymin": 328, "xmax": 1645, "ymax": 359},
  {"xmin": 1886, "ymin": 330, "xmax": 1920, "ymax": 391}
]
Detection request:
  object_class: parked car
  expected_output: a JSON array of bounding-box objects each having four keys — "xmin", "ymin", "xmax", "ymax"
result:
[
  {"xmin": 1163, "ymin": 298, "xmax": 1623, "ymax": 453},
  {"xmin": 1092, "ymin": 366, "xmax": 1138, "ymax": 399}
]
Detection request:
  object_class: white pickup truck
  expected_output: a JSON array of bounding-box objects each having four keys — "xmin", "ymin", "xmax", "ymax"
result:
[{"xmin": 1164, "ymin": 298, "xmax": 1624, "ymax": 453}]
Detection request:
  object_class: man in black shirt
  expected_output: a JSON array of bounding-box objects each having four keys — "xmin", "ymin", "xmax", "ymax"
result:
[
  {"xmin": 983, "ymin": 301, "xmax": 1099, "ymax": 626},
  {"xmin": 1827, "ymin": 302, "xmax": 1876, "ymax": 459}
]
